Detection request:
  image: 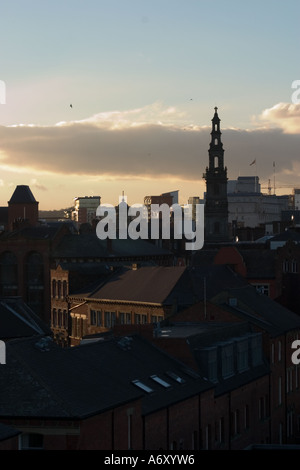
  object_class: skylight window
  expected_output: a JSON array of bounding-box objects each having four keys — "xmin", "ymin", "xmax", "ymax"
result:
[
  {"xmin": 150, "ymin": 375, "xmax": 171, "ymax": 388},
  {"xmin": 166, "ymin": 371, "xmax": 186, "ymax": 384},
  {"xmin": 132, "ymin": 379, "xmax": 153, "ymax": 393}
]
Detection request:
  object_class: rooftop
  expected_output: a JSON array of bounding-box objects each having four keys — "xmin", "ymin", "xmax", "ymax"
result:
[{"xmin": 8, "ymin": 185, "xmax": 37, "ymax": 204}]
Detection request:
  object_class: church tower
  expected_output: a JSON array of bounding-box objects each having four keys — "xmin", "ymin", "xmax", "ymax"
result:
[{"xmin": 203, "ymin": 107, "xmax": 229, "ymax": 242}]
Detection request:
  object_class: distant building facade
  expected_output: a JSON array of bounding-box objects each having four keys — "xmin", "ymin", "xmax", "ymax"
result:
[
  {"xmin": 72, "ymin": 196, "xmax": 101, "ymax": 226},
  {"xmin": 228, "ymin": 176, "xmax": 290, "ymax": 229}
]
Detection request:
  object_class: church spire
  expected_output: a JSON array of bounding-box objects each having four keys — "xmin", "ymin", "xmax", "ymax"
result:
[{"xmin": 203, "ymin": 108, "xmax": 229, "ymax": 242}]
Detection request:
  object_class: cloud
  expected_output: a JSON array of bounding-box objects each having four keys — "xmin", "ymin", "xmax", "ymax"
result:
[
  {"xmin": 0, "ymin": 102, "xmax": 299, "ymax": 192},
  {"xmin": 29, "ymin": 178, "xmax": 47, "ymax": 191},
  {"xmin": 259, "ymin": 103, "xmax": 300, "ymax": 134}
]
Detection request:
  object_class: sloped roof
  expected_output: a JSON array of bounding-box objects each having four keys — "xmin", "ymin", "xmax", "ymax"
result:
[
  {"xmin": 88, "ymin": 266, "xmax": 187, "ymax": 304},
  {"xmin": 0, "ymin": 334, "xmax": 212, "ymax": 419},
  {"xmin": 270, "ymin": 229, "xmax": 300, "ymax": 242},
  {"xmin": 0, "ymin": 224, "xmax": 62, "ymax": 241},
  {"xmin": 52, "ymin": 233, "xmax": 172, "ymax": 259},
  {"xmin": 8, "ymin": 185, "xmax": 37, "ymax": 204},
  {"xmin": 216, "ymin": 284, "xmax": 300, "ymax": 336},
  {"xmin": 0, "ymin": 422, "xmax": 20, "ymax": 441}
]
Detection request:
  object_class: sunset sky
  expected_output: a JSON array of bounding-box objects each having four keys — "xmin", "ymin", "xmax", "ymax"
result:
[{"xmin": 0, "ymin": 0, "xmax": 299, "ymax": 210}]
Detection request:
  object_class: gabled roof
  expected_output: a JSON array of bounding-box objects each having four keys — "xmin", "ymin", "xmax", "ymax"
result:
[
  {"xmin": 0, "ymin": 297, "xmax": 52, "ymax": 340},
  {"xmin": 8, "ymin": 185, "xmax": 37, "ymax": 204},
  {"xmin": 87, "ymin": 266, "xmax": 187, "ymax": 304},
  {"xmin": 0, "ymin": 334, "xmax": 212, "ymax": 419},
  {"xmin": 215, "ymin": 284, "xmax": 300, "ymax": 336}
]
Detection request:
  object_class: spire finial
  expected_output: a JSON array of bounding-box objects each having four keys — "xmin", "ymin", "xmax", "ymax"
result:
[{"xmin": 214, "ymin": 106, "xmax": 218, "ymax": 113}]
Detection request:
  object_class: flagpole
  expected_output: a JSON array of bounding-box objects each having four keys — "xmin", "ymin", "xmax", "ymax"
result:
[{"xmin": 255, "ymin": 160, "xmax": 257, "ymax": 193}]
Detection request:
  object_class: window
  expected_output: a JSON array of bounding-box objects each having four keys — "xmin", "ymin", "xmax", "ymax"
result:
[
  {"xmin": 150, "ymin": 375, "xmax": 171, "ymax": 388},
  {"xmin": 20, "ymin": 433, "xmax": 43, "ymax": 450},
  {"xmin": 0, "ymin": 252, "xmax": 18, "ymax": 296},
  {"xmin": 279, "ymin": 423, "xmax": 283, "ymax": 445},
  {"xmin": 132, "ymin": 379, "xmax": 153, "ymax": 393},
  {"xmin": 278, "ymin": 376, "xmax": 282, "ymax": 405},
  {"xmin": 62, "ymin": 280, "xmax": 67, "ymax": 297},
  {"xmin": 231, "ymin": 410, "xmax": 240, "ymax": 437},
  {"xmin": 90, "ymin": 309, "xmax": 96, "ymax": 326},
  {"xmin": 134, "ymin": 314, "xmax": 141, "ymax": 324},
  {"xmin": 259, "ymin": 397, "xmax": 266, "ymax": 420},
  {"xmin": 205, "ymin": 425, "xmax": 211, "ymax": 450},
  {"xmin": 278, "ymin": 340, "xmax": 282, "ymax": 362},
  {"xmin": 283, "ymin": 259, "xmax": 289, "ymax": 273},
  {"xmin": 292, "ymin": 259, "xmax": 298, "ymax": 273},
  {"xmin": 57, "ymin": 280, "xmax": 62, "ymax": 298},
  {"xmin": 207, "ymin": 348, "xmax": 218, "ymax": 383},
  {"xmin": 255, "ymin": 284, "xmax": 269, "ymax": 296},
  {"xmin": 216, "ymin": 418, "xmax": 225, "ymax": 444},
  {"xmin": 287, "ymin": 411, "xmax": 294, "ymax": 438},
  {"xmin": 58, "ymin": 309, "xmax": 62, "ymax": 328},
  {"xmin": 244, "ymin": 405, "xmax": 250, "ymax": 429},
  {"xmin": 236, "ymin": 339, "xmax": 249, "ymax": 372},
  {"xmin": 251, "ymin": 334, "xmax": 263, "ymax": 366},
  {"xmin": 63, "ymin": 310, "xmax": 68, "ymax": 329},
  {"xmin": 221, "ymin": 343, "xmax": 234, "ymax": 378},
  {"xmin": 52, "ymin": 279, "xmax": 57, "ymax": 298},
  {"xmin": 52, "ymin": 308, "xmax": 57, "ymax": 327},
  {"xmin": 97, "ymin": 310, "xmax": 102, "ymax": 326},
  {"xmin": 219, "ymin": 417, "xmax": 225, "ymax": 444},
  {"xmin": 166, "ymin": 371, "xmax": 186, "ymax": 384},
  {"xmin": 104, "ymin": 311, "xmax": 116, "ymax": 328}
]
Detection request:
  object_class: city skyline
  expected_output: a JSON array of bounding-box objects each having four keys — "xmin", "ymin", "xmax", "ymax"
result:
[{"xmin": 0, "ymin": 0, "xmax": 299, "ymax": 210}]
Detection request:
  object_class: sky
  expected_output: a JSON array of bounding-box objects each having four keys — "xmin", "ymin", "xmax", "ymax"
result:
[{"xmin": 0, "ymin": 0, "xmax": 299, "ymax": 210}]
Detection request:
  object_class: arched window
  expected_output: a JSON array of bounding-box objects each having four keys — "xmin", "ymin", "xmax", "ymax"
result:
[
  {"xmin": 52, "ymin": 279, "xmax": 57, "ymax": 298},
  {"xmin": 57, "ymin": 280, "xmax": 62, "ymax": 298},
  {"xmin": 0, "ymin": 251, "xmax": 18, "ymax": 296},
  {"xmin": 58, "ymin": 309, "xmax": 62, "ymax": 328},
  {"xmin": 63, "ymin": 310, "xmax": 68, "ymax": 329},
  {"xmin": 63, "ymin": 280, "xmax": 67, "ymax": 298},
  {"xmin": 52, "ymin": 308, "xmax": 57, "ymax": 327}
]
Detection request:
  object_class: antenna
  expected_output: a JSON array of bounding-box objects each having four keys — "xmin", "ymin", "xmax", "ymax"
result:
[
  {"xmin": 268, "ymin": 179, "xmax": 271, "ymax": 196},
  {"xmin": 273, "ymin": 162, "xmax": 276, "ymax": 195}
]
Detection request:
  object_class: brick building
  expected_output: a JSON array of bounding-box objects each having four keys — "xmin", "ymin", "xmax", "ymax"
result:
[{"xmin": 65, "ymin": 265, "xmax": 187, "ymax": 346}]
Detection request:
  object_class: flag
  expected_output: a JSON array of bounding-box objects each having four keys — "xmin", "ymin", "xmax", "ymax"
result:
[{"xmin": 250, "ymin": 159, "xmax": 256, "ymax": 166}]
